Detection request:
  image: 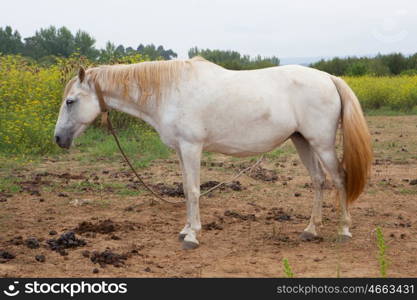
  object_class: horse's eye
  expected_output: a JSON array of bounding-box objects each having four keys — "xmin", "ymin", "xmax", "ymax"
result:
[{"xmin": 66, "ymin": 99, "xmax": 75, "ymax": 105}]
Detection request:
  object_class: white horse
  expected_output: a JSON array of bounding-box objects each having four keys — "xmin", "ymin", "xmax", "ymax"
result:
[{"xmin": 54, "ymin": 57, "xmax": 372, "ymax": 249}]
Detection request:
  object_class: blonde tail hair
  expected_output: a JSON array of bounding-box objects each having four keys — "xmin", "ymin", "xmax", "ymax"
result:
[{"xmin": 330, "ymin": 75, "xmax": 373, "ymax": 204}]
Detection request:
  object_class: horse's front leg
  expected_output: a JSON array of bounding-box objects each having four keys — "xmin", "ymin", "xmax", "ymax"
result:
[{"xmin": 177, "ymin": 142, "xmax": 202, "ymax": 249}]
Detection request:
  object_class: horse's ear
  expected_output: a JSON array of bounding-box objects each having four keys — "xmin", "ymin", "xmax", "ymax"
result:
[{"xmin": 78, "ymin": 67, "xmax": 85, "ymax": 83}]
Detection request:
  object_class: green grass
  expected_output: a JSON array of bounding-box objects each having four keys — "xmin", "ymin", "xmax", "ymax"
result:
[
  {"xmin": 265, "ymin": 142, "xmax": 296, "ymax": 160},
  {"xmin": 0, "ymin": 125, "xmax": 171, "ymax": 200},
  {"xmin": 376, "ymin": 227, "xmax": 388, "ymax": 278},
  {"xmin": 282, "ymin": 258, "xmax": 295, "ymax": 278},
  {"xmin": 365, "ymin": 106, "xmax": 417, "ymax": 116},
  {"xmin": 65, "ymin": 180, "xmax": 143, "ymax": 196},
  {"xmin": 0, "ymin": 176, "xmax": 21, "ymax": 194},
  {"xmin": 65, "ymin": 181, "xmax": 101, "ymax": 193},
  {"xmin": 116, "ymin": 189, "xmax": 144, "ymax": 196},
  {"xmin": 74, "ymin": 126, "xmax": 171, "ymax": 168},
  {"xmin": 202, "ymin": 151, "xmax": 214, "ymax": 162},
  {"xmin": 88, "ymin": 198, "xmax": 112, "ymax": 208},
  {"xmin": 399, "ymin": 189, "xmax": 417, "ymax": 195}
]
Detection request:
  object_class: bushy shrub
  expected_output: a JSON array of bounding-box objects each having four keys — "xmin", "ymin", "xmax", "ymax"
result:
[
  {"xmin": 0, "ymin": 54, "xmax": 149, "ymax": 155},
  {"xmin": 0, "ymin": 55, "xmax": 63, "ymax": 154},
  {"xmin": 343, "ymin": 75, "xmax": 417, "ymax": 111}
]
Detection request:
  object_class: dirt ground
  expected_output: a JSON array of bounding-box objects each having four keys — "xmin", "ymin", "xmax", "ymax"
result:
[{"xmin": 0, "ymin": 116, "xmax": 416, "ymax": 278}]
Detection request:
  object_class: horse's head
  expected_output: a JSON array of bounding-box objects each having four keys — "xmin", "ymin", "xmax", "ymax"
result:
[{"xmin": 54, "ymin": 67, "xmax": 101, "ymax": 149}]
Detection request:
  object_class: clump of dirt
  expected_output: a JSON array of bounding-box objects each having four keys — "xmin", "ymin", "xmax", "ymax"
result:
[
  {"xmin": 152, "ymin": 182, "xmax": 184, "ymax": 197},
  {"xmin": 35, "ymin": 254, "xmax": 45, "ymax": 262},
  {"xmin": 302, "ymin": 235, "xmax": 324, "ymax": 243},
  {"xmin": 19, "ymin": 173, "xmax": 62, "ymax": 196},
  {"xmin": 203, "ymin": 221, "xmax": 223, "ymax": 231},
  {"xmin": 200, "ymin": 181, "xmax": 219, "ymax": 190},
  {"xmin": 90, "ymin": 249, "xmax": 128, "ymax": 268},
  {"xmin": 224, "ymin": 210, "xmax": 256, "ymax": 221},
  {"xmin": 74, "ymin": 219, "xmax": 140, "ymax": 235},
  {"xmin": 7, "ymin": 236, "xmax": 23, "ymax": 245},
  {"xmin": 201, "ymin": 180, "xmax": 243, "ymax": 192},
  {"xmin": 25, "ymin": 237, "xmax": 40, "ymax": 249},
  {"xmin": 35, "ymin": 171, "xmax": 85, "ymax": 180},
  {"xmin": 75, "ymin": 219, "xmax": 118, "ymax": 234},
  {"xmin": 153, "ymin": 180, "xmax": 244, "ymax": 197},
  {"xmin": 373, "ymin": 158, "xmax": 392, "ymax": 165},
  {"xmin": 0, "ymin": 192, "xmax": 12, "ymax": 198},
  {"xmin": 0, "ymin": 250, "xmax": 15, "ymax": 263},
  {"xmin": 265, "ymin": 234, "xmax": 292, "ymax": 244},
  {"xmin": 224, "ymin": 181, "xmax": 243, "ymax": 191},
  {"xmin": 264, "ymin": 207, "xmax": 309, "ymax": 224},
  {"xmin": 248, "ymin": 166, "xmax": 278, "ymax": 182},
  {"xmin": 201, "ymin": 161, "xmax": 224, "ymax": 167},
  {"xmin": 47, "ymin": 231, "xmax": 86, "ymax": 255},
  {"xmin": 56, "ymin": 173, "xmax": 85, "ymax": 180},
  {"xmin": 266, "ymin": 207, "xmax": 292, "ymax": 222},
  {"xmin": 303, "ymin": 180, "xmax": 334, "ymax": 190},
  {"xmin": 0, "ymin": 192, "xmax": 12, "ymax": 202}
]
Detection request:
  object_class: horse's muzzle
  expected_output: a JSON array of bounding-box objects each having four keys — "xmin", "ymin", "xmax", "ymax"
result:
[{"xmin": 55, "ymin": 134, "xmax": 72, "ymax": 149}]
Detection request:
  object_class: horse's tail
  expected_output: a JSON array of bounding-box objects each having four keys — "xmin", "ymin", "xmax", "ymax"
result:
[{"xmin": 330, "ymin": 75, "xmax": 372, "ymax": 204}]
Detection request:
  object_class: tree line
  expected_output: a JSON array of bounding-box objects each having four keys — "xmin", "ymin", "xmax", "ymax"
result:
[
  {"xmin": 2, "ymin": 25, "xmax": 417, "ymax": 75},
  {"xmin": 0, "ymin": 25, "xmax": 177, "ymax": 64},
  {"xmin": 310, "ymin": 53, "xmax": 417, "ymax": 76},
  {"xmin": 188, "ymin": 47, "xmax": 280, "ymax": 70},
  {"xmin": 0, "ymin": 25, "xmax": 280, "ymax": 69}
]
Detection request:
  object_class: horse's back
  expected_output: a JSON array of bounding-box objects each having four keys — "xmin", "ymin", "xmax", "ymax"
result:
[{"xmin": 161, "ymin": 62, "xmax": 341, "ymax": 155}]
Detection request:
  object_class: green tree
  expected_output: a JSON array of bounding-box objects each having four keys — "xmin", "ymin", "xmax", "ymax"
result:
[
  {"xmin": 406, "ymin": 53, "xmax": 417, "ymax": 70},
  {"xmin": 310, "ymin": 52, "xmax": 417, "ymax": 76},
  {"xmin": 74, "ymin": 30, "xmax": 99, "ymax": 60},
  {"xmin": 188, "ymin": 47, "xmax": 279, "ymax": 70},
  {"xmin": 136, "ymin": 44, "xmax": 177, "ymax": 60},
  {"xmin": 99, "ymin": 41, "xmax": 120, "ymax": 62},
  {"xmin": 367, "ymin": 58, "xmax": 391, "ymax": 76},
  {"xmin": 380, "ymin": 53, "xmax": 407, "ymax": 75},
  {"xmin": 0, "ymin": 26, "xmax": 24, "ymax": 54},
  {"xmin": 346, "ymin": 61, "xmax": 368, "ymax": 76},
  {"xmin": 23, "ymin": 26, "xmax": 75, "ymax": 59}
]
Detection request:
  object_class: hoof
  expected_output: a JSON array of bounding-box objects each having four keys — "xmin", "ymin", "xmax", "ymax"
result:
[
  {"xmin": 300, "ymin": 231, "xmax": 317, "ymax": 241},
  {"xmin": 178, "ymin": 233, "xmax": 186, "ymax": 241},
  {"xmin": 337, "ymin": 235, "xmax": 351, "ymax": 243},
  {"xmin": 182, "ymin": 240, "xmax": 199, "ymax": 250}
]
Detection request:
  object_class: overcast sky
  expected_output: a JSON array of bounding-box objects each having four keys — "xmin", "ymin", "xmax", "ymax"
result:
[{"xmin": 2, "ymin": 0, "xmax": 416, "ymax": 60}]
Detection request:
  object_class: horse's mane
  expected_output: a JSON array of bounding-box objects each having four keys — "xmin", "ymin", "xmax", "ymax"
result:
[{"xmin": 83, "ymin": 57, "xmax": 208, "ymax": 104}]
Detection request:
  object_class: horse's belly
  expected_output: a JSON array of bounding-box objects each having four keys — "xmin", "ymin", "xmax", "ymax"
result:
[{"xmin": 203, "ymin": 125, "xmax": 293, "ymax": 157}]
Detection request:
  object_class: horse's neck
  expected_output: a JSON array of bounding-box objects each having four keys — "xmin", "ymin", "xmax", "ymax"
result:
[{"xmin": 105, "ymin": 95, "xmax": 160, "ymax": 131}]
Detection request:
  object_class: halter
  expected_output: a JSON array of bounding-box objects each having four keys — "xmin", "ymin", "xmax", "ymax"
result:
[{"xmin": 94, "ymin": 82, "xmax": 109, "ymax": 126}]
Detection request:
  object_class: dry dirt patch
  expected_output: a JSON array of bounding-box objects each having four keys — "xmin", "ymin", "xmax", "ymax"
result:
[{"xmin": 0, "ymin": 116, "xmax": 416, "ymax": 277}]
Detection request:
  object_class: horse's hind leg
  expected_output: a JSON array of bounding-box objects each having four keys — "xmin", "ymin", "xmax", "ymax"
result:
[
  {"xmin": 309, "ymin": 142, "xmax": 352, "ymax": 240},
  {"xmin": 291, "ymin": 133, "xmax": 325, "ymax": 240}
]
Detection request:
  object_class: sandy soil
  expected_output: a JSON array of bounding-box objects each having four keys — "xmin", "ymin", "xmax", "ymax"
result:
[{"xmin": 0, "ymin": 116, "xmax": 416, "ymax": 277}]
